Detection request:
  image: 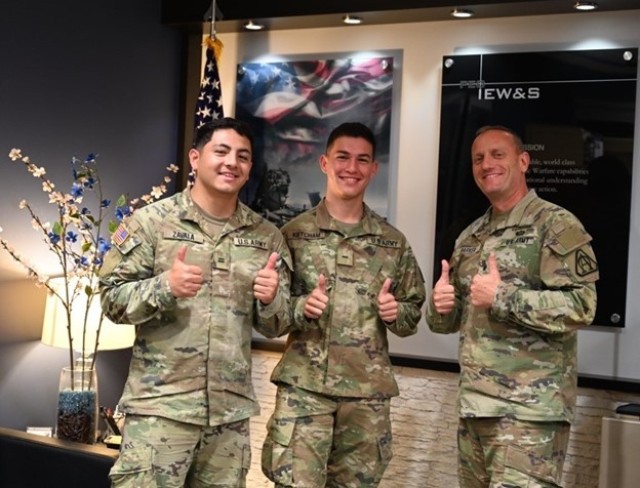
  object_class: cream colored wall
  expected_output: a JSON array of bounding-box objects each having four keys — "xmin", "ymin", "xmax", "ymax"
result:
[{"xmin": 213, "ymin": 9, "xmax": 640, "ymax": 383}]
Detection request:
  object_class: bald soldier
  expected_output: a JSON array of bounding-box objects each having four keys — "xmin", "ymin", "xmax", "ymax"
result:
[
  {"xmin": 99, "ymin": 117, "xmax": 292, "ymax": 487},
  {"xmin": 427, "ymin": 125, "xmax": 598, "ymax": 488}
]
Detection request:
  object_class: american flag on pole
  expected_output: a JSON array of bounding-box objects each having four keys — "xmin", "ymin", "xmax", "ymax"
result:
[{"xmin": 194, "ymin": 36, "xmax": 224, "ymax": 129}]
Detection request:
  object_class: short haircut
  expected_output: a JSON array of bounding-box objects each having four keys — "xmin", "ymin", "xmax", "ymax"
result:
[
  {"xmin": 325, "ymin": 122, "xmax": 377, "ymax": 158},
  {"xmin": 475, "ymin": 125, "xmax": 525, "ymax": 153},
  {"xmin": 191, "ymin": 117, "xmax": 255, "ymax": 153}
]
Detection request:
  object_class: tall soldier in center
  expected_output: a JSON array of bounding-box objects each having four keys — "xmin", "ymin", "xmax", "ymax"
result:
[{"xmin": 261, "ymin": 122, "xmax": 426, "ymax": 487}]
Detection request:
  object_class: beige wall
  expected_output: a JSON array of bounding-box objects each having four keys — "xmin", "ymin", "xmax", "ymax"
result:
[{"xmin": 249, "ymin": 349, "xmax": 640, "ymax": 488}]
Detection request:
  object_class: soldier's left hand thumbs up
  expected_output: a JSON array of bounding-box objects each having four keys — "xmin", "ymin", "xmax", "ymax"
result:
[
  {"xmin": 378, "ymin": 277, "xmax": 398, "ymax": 323},
  {"xmin": 470, "ymin": 252, "xmax": 501, "ymax": 309},
  {"xmin": 253, "ymin": 252, "xmax": 280, "ymax": 305}
]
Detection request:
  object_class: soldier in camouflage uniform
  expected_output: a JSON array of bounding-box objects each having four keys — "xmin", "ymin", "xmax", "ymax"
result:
[
  {"xmin": 99, "ymin": 118, "xmax": 292, "ymax": 487},
  {"xmin": 261, "ymin": 122, "xmax": 426, "ymax": 487},
  {"xmin": 427, "ymin": 126, "xmax": 599, "ymax": 488}
]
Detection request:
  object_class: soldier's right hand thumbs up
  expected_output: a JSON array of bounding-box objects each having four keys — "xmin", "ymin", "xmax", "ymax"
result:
[
  {"xmin": 168, "ymin": 245, "xmax": 204, "ymax": 298},
  {"xmin": 432, "ymin": 259, "xmax": 455, "ymax": 314},
  {"xmin": 303, "ymin": 273, "xmax": 329, "ymax": 319}
]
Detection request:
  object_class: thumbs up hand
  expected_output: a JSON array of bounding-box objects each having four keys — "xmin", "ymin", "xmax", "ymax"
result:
[
  {"xmin": 470, "ymin": 253, "xmax": 501, "ymax": 308},
  {"xmin": 377, "ymin": 278, "xmax": 398, "ymax": 323},
  {"xmin": 432, "ymin": 259, "xmax": 456, "ymax": 314},
  {"xmin": 303, "ymin": 273, "xmax": 329, "ymax": 319},
  {"xmin": 168, "ymin": 245, "xmax": 204, "ymax": 298},
  {"xmin": 254, "ymin": 252, "xmax": 280, "ymax": 305}
]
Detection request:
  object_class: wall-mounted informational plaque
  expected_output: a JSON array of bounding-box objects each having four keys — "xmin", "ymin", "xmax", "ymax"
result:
[{"xmin": 435, "ymin": 48, "xmax": 637, "ymax": 327}]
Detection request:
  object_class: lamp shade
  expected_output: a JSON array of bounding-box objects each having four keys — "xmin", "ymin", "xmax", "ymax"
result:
[{"xmin": 41, "ymin": 276, "xmax": 135, "ymax": 353}]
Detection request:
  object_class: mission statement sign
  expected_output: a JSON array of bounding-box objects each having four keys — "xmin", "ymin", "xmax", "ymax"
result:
[{"xmin": 435, "ymin": 48, "xmax": 637, "ymax": 327}]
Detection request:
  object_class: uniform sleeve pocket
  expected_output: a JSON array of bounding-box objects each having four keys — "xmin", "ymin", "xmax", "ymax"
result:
[{"xmin": 547, "ymin": 222, "xmax": 591, "ymax": 256}]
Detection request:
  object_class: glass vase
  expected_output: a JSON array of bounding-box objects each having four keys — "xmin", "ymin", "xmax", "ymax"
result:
[{"xmin": 56, "ymin": 361, "xmax": 99, "ymax": 444}]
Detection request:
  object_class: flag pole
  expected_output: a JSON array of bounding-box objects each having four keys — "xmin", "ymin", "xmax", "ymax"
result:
[
  {"xmin": 210, "ymin": 0, "xmax": 217, "ymax": 40},
  {"xmin": 205, "ymin": 0, "xmax": 223, "ymax": 70}
]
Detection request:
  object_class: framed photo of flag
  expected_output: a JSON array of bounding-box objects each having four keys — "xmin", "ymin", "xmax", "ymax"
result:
[{"xmin": 235, "ymin": 51, "xmax": 402, "ymax": 227}]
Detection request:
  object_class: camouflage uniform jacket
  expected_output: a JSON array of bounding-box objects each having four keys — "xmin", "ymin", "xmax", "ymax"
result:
[
  {"xmin": 427, "ymin": 190, "xmax": 598, "ymax": 422},
  {"xmin": 99, "ymin": 189, "xmax": 292, "ymax": 427},
  {"xmin": 271, "ymin": 199, "xmax": 426, "ymax": 398}
]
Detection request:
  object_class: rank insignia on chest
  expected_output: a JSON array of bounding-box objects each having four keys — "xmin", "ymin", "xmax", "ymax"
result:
[
  {"xmin": 214, "ymin": 252, "xmax": 229, "ymax": 270},
  {"xmin": 337, "ymin": 249, "xmax": 354, "ymax": 266}
]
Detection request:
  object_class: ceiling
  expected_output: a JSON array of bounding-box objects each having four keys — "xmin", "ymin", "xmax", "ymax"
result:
[{"xmin": 161, "ymin": 0, "xmax": 640, "ymax": 33}]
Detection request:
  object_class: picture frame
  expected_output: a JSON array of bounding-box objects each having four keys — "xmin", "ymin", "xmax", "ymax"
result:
[{"xmin": 235, "ymin": 50, "xmax": 403, "ymax": 228}]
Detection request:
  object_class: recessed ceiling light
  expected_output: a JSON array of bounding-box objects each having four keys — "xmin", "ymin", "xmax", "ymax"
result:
[
  {"xmin": 342, "ymin": 14, "xmax": 363, "ymax": 25},
  {"xmin": 574, "ymin": 1, "xmax": 598, "ymax": 11},
  {"xmin": 244, "ymin": 20, "xmax": 264, "ymax": 31},
  {"xmin": 451, "ymin": 8, "xmax": 474, "ymax": 19}
]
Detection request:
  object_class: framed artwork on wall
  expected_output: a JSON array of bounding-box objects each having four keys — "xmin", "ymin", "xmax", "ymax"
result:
[{"xmin": 235, "ymin": 51, "xmax": 402, "ymax": 227}]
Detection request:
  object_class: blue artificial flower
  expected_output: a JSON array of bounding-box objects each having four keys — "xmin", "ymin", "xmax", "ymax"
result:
[
  {"xmin": 115, "ymin": 206, "xmax": 132, "ymax": 221},
  {"xmin": 101, "ymin": 199, "xmax": 111, "ymax": 208},
  {"xmin": 48, "ymin": 232, "xmax": 61, "ymax": 245},
  {"xmin": 70, "ymin": 182, "xmax": 84, "ymax": 198},
  {"xmin": 65, "ymin": 231, "xmax": 78, "ymax": 243},
  {"xmin": 97, "ymin": 237, "xmax": 111, "ymax": 254}
]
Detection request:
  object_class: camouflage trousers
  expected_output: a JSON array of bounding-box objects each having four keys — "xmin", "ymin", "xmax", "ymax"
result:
[
  {"xmin": 457, "ymin": 417, "xmax": 571, "ymax": 488},
  {"xmin": 261, "ymin": 385, "xmax": 393, "ymax": 488},
  {"xmin": 109, "ymin": 415, "xmax": 251, "ymax": 488}
]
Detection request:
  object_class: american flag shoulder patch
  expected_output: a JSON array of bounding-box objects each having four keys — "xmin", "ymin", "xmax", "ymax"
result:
[{"xmin": 112, "ymin": 223, "xmax": 130, "ymax": 246}]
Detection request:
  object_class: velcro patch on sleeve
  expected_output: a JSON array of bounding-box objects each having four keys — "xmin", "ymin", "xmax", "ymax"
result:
[{"xmin": 113, "ymin": 222, "xmax": 131, "ymax": 246}]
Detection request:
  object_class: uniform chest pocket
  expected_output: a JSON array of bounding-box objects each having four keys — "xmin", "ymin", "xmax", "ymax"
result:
[
  {"xmin": 155, "ymin": 238, "xmax": 213, "ymax": 281},
  {"xmin": 490, "ymin": 228, "xmax": 541, "ymax": 286},
  {"xmin": 209, "ymin": 241, "xmax": 269, "ymax": 299},
  {"xmin": 229, "ymin": 245, "xmax": 270, "ymax": 282},
  {"xmin": 339, "ymin": 243, "xmax": 388, "ymax": 299},
  {"xmin": 290, "ymin": 239, "xmax": 328, "ymax": 294}
]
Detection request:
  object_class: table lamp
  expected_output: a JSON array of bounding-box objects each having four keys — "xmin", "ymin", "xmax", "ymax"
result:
[{"xmin": 41, "ymin": 276, "xmax": 135, "ymax": 361}]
